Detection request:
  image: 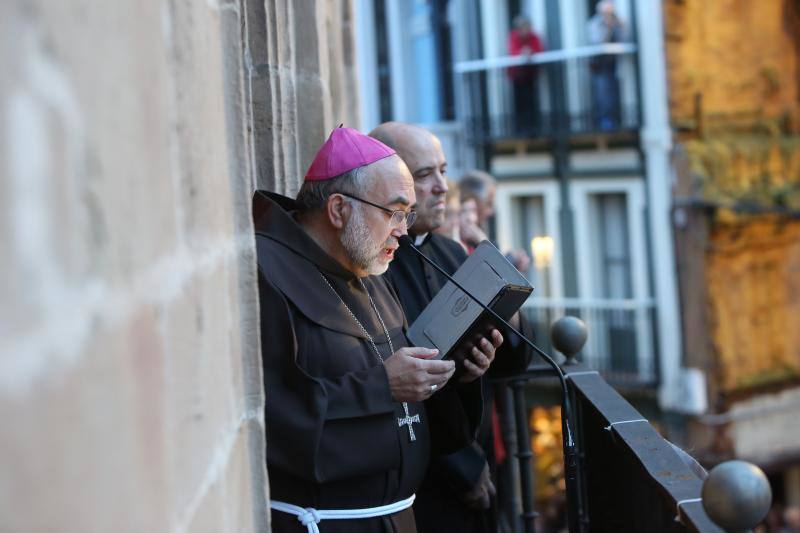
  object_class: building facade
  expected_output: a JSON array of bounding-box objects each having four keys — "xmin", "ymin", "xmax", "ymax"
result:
[
  {"xmin": 356, "ymin": 0, "xmax": 691, "ymax": 410},
  {"xmin": 665, "ymin": 0, "xmax": 800, "ymax": 515},
  {"xmin": 355, "ymin": 0, "xmax": 800, "ymax": 522}
]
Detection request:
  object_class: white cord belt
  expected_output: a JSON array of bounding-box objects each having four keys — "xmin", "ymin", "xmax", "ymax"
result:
[{"xmin": 270, "ymin": 494, "xmax": 416, "ymax": 533}]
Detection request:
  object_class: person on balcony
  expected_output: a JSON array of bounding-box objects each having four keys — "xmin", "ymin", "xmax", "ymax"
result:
[
  {"xmin": 587, "ymin": 0, "xmax": 628, "ymax": 131},
  {"xmin": 370, "ymin": 122, "xmax": 533, "ymax": 533},
  {"xmin": 507, "ymin": 15, "xmax": 544, "ymax": 136}
]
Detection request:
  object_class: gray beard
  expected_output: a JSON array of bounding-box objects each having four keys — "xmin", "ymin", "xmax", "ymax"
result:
[{"xmin": 340, "ymin": 204, "xmax": 389, "ymax": 276}]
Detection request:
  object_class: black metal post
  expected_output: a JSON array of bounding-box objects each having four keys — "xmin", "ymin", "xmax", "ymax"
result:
[
  {"xmin": 571, "ymin": 383, "xmax": 590, "ymax": 531},
  {"xmin": 512, "ymin": 379, "xmax": 537, "ymax": 533},
  {"xmin": 629, "ymin": 0, "xmax": 644, "ymax": 130},
  {"xmin": 562, "ymin": 389, "xmax": 582, "ymax": 533},
  {"xmin": 544, "ymin": 0, "xmax": 578, "ymax": 299},
  {"xmin": 543, "ymin": 2, "xmax": 582, "ymax": 524},
  {"xmin": 499, "ymin": 382, "xmax": 523, "ymax": 533}
]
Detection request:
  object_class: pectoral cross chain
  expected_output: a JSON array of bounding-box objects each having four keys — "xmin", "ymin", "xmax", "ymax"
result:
[
  {"xmin": 397, "ymin": 402, "xmax": 421, "ymax": 442},
  {"xmin": 321, "ymin": 274, "xmax": 423, "ymax": 444}
]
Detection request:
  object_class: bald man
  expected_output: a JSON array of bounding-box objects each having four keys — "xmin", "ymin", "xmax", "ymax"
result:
[{"xmin": 370, "ymin": 122, "xmax": 532, "ymax": 533}]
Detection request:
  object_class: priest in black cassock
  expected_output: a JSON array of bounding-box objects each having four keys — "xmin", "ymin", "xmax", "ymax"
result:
[
  {"xmin": 370, "ymin": 122, "xmax": 534, "ymax": 533},
  {"xmin": 254, "ymin": 127, "xmax": 492, "ymax": 533}
]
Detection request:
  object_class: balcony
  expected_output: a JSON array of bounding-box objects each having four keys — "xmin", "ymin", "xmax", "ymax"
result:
[
  {"xmin": 494, "ymin": 317, "xmax": 772, "ymax": 532},
  {"xmin": 519, "ymin": 297, "xmax": 658, "ymax": 387},
  {"xmin": 455, "ymin": 44, "xmax": 641, "ymax": 145}
]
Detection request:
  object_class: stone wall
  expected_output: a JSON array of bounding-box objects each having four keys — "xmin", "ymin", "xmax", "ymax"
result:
[
  {"xmin": 683, "ymin": 135, "xmax": 800, "ymax": 209},
  {"xmin": 667, "ymin": 1, "xmax": 800, "ymax": 466},
  {"xmin": 0, "ymin": 1, "xmax": 358, "ymax": 531},
  {"xmin": 706, "ymin": 217, "xmax": 800, "ymax": 395},
  {"xmin": 249, "ymin": 0, "xmax": 360, "ymax": 196},
  {"xmin": 664, "ymin": 0, "xmax": 800, "ymax": 131}
]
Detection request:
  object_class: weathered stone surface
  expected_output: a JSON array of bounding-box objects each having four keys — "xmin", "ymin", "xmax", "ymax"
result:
[
  {"xmin": 251, "ymin": 0, "xmax": 360, "ymax": 195},
  {"xmin": 2, "ymin": 0, "xmax": 358, "ymax": 528},
  {"xmin": 667, "ymin": 2, "xmax": 800, "ymax": 466},
  {"xmin": 0, "ymin": 0, "xmax": 275, "ymax": 531},
  {"xmin": 665, "ymin": 0, "xmax": 800, "ymax": 130},
  {"xmin": 684, "ymin": 135, "xmax": 800, "ymax": 208},
  {"xmin": 706, "ymin": 218, "xmax": 800, "ymax": 393},
  {"xmin": 728, "ymin": 387, "xmax": 800, "ymax": 464}
]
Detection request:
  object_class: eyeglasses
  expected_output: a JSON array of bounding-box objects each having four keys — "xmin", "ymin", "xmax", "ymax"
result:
[{"xmin": 337, "ymin": 192, "xmax": 417, "ymax": 229}]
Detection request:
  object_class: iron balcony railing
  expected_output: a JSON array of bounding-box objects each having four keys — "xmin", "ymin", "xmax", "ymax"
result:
[
  {"xmin": 519, "ymin": 297, "xmax": 658, "ymax": 386},
  {"xmin": 491, "ymin": 317, "xmax": 772, "ymax": 532},
  {"xmin": 454, "ymin": 44, "xmax": 641, "ymax": 143},
  {"xmin": 495, "ymin": 363, "xmax": 722, "ymax": 533}
]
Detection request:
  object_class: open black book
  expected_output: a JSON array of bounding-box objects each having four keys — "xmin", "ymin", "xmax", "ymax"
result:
[{"xmin": 406, "ymin": 240, "xmax": 533, "ymax": 362}]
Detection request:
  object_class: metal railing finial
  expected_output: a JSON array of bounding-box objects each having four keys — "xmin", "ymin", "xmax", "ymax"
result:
[
  {"xmin": 702, "ymin": 460, "xmax": 772, "ymax": 532},
  {"xmin": 550, "ymin": 316, "xmax": 588, "ymax": 364}
]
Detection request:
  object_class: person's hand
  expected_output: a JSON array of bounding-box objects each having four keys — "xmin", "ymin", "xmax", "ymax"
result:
[
  {"xmin": 505, "ymin": 249, "xmax": 531, "ymax": 272},
  {"xmin": 458, "ymin": 199, "xmax": 486, "ymax": 247},
  {"xmin": 459, "ymin": 221, "xmax": 488, "ymax": 247},
  {"xmin": 461, "ymin": 464, "xmax": 496, "ymax": 510},
  {"xmin": 459, "ymin": 329, "xmax": 503, "ymax": 383},
  {"xmin": 384, "ymin": 347, "xmax": 455, "ymax": 402}
]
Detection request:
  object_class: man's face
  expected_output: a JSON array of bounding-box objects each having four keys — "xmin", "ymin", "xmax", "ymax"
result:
[
  {"xmin": 477, "ymin": 184, "xmax": 496, "ymax": 227},
  {"xmin": 460, "ymin": 198, "xmax": 479, "ymax": 227},
  {"xmin": 437, "ymin": 195, "xmax": 461, "ymax": 238},
  {"xmin": 600, "ymin": 1, "xmax": 615, "ymax": 20},
  {"xmin": 398, "ymin": 133, "xmax": 448, "ymax": 234},
  {"xmin": 340, "ymin": 156, "xmax": 415, "ymax": 276}
]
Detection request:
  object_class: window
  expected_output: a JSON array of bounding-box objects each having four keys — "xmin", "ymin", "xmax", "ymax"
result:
[
  {"xmin": 512, "ymin": 194, "xmax": 550, "ymax": 295},
  {"xmin": 571, "ymin": 178, "xmax": 656, "ymax": 382},
  {"xmin": 588, "ymin": 192, "xmax": 632, "ymax": 300},
  {"xmin": 494, "ymin": 180, "xmax": 562, "ymax": 299}
]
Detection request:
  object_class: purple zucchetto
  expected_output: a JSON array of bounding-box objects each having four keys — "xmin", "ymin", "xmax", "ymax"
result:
[{"xmin": 304, "ymin": 126, "xmax": 396, "ymax": 181}]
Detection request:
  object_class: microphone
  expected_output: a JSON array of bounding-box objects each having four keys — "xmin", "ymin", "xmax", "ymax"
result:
[{"xmin": 398, "ymin": 235, "xmax": 580, "ymax": 524}]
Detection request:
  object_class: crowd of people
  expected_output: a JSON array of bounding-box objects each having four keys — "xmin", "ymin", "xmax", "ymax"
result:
[{"xmin": 255, "ymin": 122, "xmax": 535, "ymax": 532}]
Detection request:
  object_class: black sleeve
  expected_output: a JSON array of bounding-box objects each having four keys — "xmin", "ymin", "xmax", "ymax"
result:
[
  {"xmin": 441, "ymin": 237, "xmax": 469, "ymax": 270},
  {"xmin": 258, "ymin": 269, "xmax": 401, "ymax": 484},
  {"xmin": 434, "ymin": 442, "xmax": 487, "ymax": 492},
  {"xmin": 424, "ymin": 377, "xmax": 483, "ymax": 456},
  {"xmin": 489, "ymin": 310, "xmax": 535, "ymax": 377}
]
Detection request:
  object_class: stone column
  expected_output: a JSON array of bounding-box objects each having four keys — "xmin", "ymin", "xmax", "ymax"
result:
[
  {"xmin": 1, "ymin": 0, "xmax": 361, "ymax": 530},
  {"xmin": 0, "ymin": 1, "xmax": 266, "ymax": 531},
  {"xmin": 247, "ymin": 0, "xmax": 360, "ymax": 196}
]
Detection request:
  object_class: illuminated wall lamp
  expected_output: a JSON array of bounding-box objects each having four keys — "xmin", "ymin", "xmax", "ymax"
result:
[{"xmin": 531, "ymin": 236, "xmax": 554, "ymax": 269}]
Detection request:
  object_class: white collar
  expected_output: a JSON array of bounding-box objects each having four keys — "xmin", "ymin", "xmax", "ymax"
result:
[{"xmin": 414, "ymin": 233, "xmax": 429, "ymax": 246}]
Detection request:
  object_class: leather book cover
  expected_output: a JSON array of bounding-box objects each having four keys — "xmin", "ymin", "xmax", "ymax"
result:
[{"xmin": 407, "ymin": 240, "xmax": 533, "ymax": 362}]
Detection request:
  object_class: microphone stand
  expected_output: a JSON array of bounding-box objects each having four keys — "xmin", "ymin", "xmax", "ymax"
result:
[{"xmin": 399, "ymin": 236, "xmax": 582, "ymax": 533}]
